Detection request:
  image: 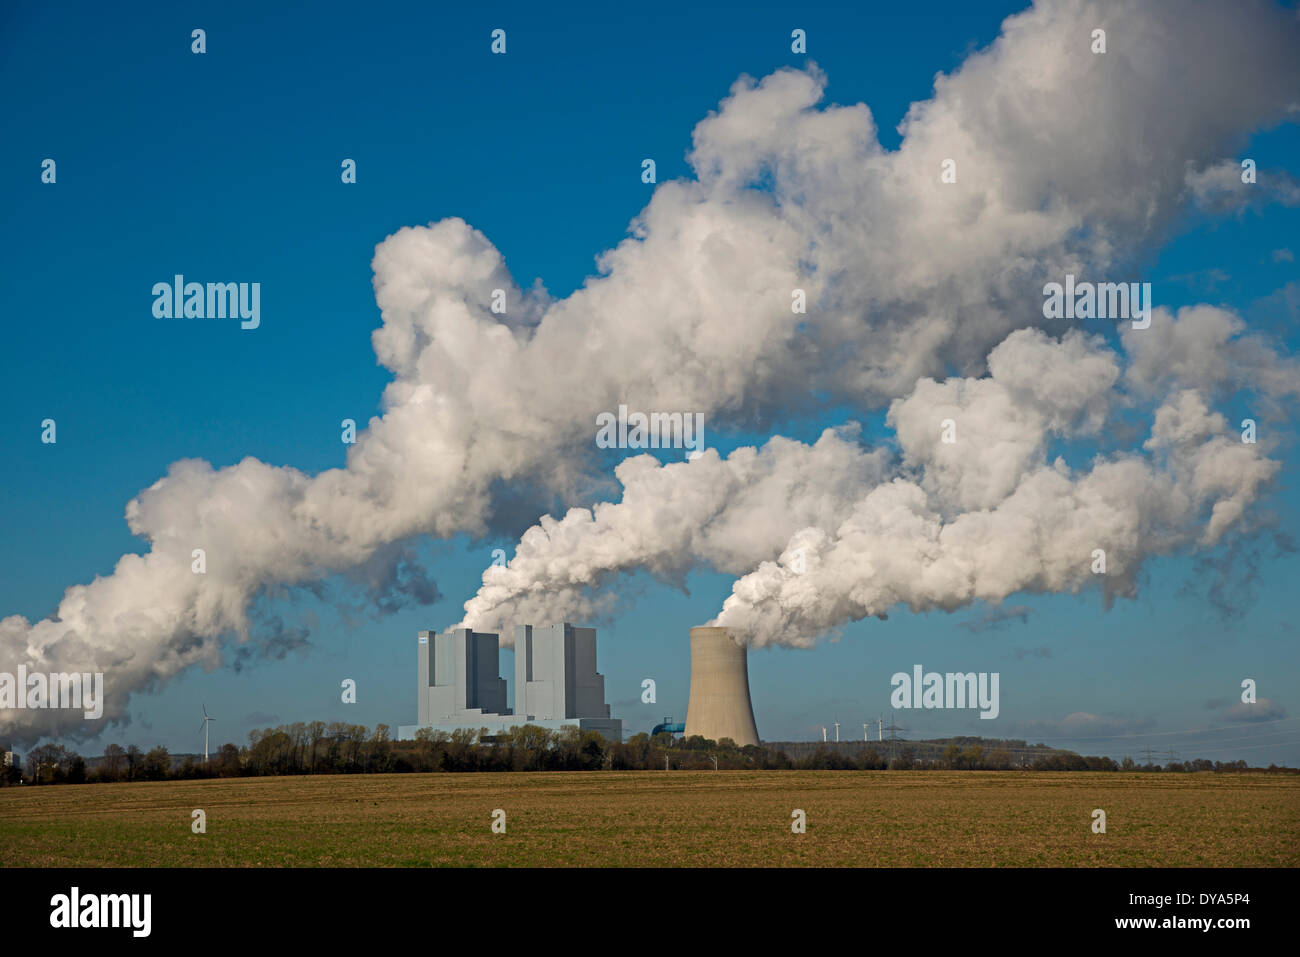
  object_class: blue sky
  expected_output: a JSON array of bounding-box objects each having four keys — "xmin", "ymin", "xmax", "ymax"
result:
[{"xmin": 2, "ymin": 0, "xmax": 1297, "ymax": 764}]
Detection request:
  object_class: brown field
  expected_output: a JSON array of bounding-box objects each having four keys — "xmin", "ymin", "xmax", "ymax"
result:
[{"xmin": 0, "ymin": 771, "xmax": 1295, "ymax": 867}]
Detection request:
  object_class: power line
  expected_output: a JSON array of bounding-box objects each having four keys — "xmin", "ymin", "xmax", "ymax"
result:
[
  {"xmin": 1018, "ymin": 716, "xmax": 1300, "ymax": 741},
  {"xmin": 1153, "ymin": 739, "xmax": 1300, "ymax": 756},
  {"xmin": 882, "ymin": 716, "xmax": 1300, "ymax": 742}
]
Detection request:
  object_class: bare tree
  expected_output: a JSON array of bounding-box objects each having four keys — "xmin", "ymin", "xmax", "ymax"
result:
[
  {"xmin": 307, "ymin": 720, "xmax": 325, "ymax": 772},
  {"xmin": 102, "ymin": 743, "xmax": 125, "ymax": 781}
]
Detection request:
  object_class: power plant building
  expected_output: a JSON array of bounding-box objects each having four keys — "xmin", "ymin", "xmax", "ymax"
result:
[
  {"xmin": 514, "ymin": 624, "xmax": 615, "ymax": 730},
  {"xmin": 416, "ymin": 627, "xmax": 510, "ymax": 728},
  {"xmin": 399, "ymin": 623, "xmax": 622, "ymax": 742}
]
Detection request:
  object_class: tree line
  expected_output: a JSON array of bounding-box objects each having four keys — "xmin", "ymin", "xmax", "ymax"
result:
[{"xmin": 0, "ymin": 723, "xmax": 1275, "ymax": 785}]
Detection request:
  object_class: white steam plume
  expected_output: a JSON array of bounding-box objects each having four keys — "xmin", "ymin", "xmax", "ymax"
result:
[
  {"xmin": 713, "ymin": 323, "xmax": 1283, "ymax": 646},
  {"xmin": 458, "ymin": 427, "xmax": 893, "ymax": 631},
  {"xmin": 461, "ymin": 319, "xmax": 1285, "ymax": 643}
]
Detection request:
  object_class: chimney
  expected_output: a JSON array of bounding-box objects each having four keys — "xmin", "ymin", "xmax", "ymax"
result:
[{"xmin": 684, "ymin": 626, "xmax": 760, "ymax": 747}]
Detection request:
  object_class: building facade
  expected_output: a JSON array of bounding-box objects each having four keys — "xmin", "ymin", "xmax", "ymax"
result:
[
  {"xmin": 416, "ymin": 627, "xmax": 510, "ymax": 727},
  {"xmin": 399, "ymin": 623, "xmax": 622, "ymax": 743}
]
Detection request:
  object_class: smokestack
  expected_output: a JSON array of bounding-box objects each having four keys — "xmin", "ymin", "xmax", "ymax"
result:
[{"xmin": 685, "ymin": 626, "xmax": 760, "ymax": 747}]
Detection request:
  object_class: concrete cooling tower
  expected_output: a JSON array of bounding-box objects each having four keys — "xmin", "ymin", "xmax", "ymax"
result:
[{"xmin": 684, "ymin": 626, "xmax": 760, "ymax": 747}]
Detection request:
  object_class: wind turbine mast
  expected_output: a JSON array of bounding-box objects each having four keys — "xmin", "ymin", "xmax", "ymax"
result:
[{"xmin": 200, "ymin": 705, "xmax": 216, "ymax": 763}]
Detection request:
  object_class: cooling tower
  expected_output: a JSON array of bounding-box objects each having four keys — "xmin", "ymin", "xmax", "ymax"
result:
[{"xmin": 684, "ymin": 626, "xmax": 760, "ymax": 747}]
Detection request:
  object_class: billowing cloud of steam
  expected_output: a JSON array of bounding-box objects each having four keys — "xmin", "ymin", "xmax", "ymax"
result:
[
  {"xmin": 459, "ymin": 427, "xmax": 894, "ymax": 629},
  {"xmin": 712, "ymin": 322, "xmax": 1280, "ymax": 646},
  {"xmin": 461, "ymin": 317, "xmax": 1284, "ymax": 645},
  {"xmin": 5, "ymin": 0, "xmax": 1300, "ymax": 744}
]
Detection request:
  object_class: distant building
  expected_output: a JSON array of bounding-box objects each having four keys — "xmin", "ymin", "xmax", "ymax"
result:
[
  {"xmin": 2, "ymin": 749, "xmax": 17, "ymax": 770},
  {"xmin": 399, "ymin": 623, "xmax": 621, "ymax": 743},
  {"xmin": 514, "ymin": 624, "xmax": 620, "ymax": 742},
  {"xmin": 416, "ymin": 627, "xmax": 510, "ymax": 728}
]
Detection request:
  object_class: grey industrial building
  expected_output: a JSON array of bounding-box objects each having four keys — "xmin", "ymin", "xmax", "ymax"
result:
[{"xmin": 398, "ymin": 623, "xmax": 622, "ymax": 743}]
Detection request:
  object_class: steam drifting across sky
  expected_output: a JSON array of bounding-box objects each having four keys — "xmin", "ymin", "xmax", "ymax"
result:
[{"xmin": 4, "ymin": 0, "xmax": 1300, "ymax": 744}]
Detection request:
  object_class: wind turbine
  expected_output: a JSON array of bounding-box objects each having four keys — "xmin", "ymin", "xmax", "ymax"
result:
[
  {"xmin": 199, "ymin": 705, "xmax": 216, "ymax": 763},
  {"xmin": 863, "ymin": 722, "xmax": 869, "ymax": 742},
  {"xmin": 821, "ymin": 726, "xmax": 827, "ymax": 742},
  {"xmin": 834, "ymin": 720, "xmax": 840, "ymax": 743}
]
